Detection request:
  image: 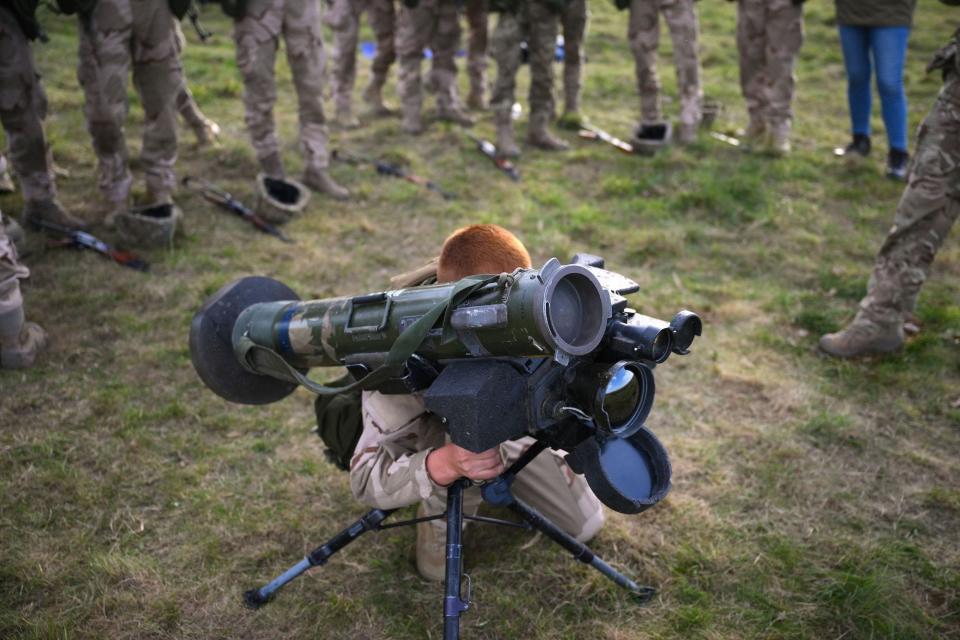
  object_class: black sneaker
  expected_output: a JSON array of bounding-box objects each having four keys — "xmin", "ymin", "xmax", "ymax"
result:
[
  {"xmin": 886, "ymin": 148, "xmax": 909, "ymax": 181},
  {"xmin": 834, "ymin": 133, "xmax": 871, "ymax": 159}
]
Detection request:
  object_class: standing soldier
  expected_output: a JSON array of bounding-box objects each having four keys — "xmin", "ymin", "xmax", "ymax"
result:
[
  {"xmin": 76, "ymin": 0, "xmax": 183, "ymax": 229},
  {"xmin": 624, "ymin": 0, "xmax": 702, "ymax": 145},
  {"xmin": 325, "ymin": 0, "xmax": 397, "ymax": 128},
  {"xmin": 490, "ymin": 0, "xmax": 569, "ymax": 157},
  {"xmin": 558, "ymin": 0, "xmax": 588, "ymax": 129},
  {"xmin": 395, "ymin": 0, "xmax": 474, "ymax": 135},
  {"xmin": 0, "ymin": 2, "xmax": 85, "ymax": 229},
  {"xmin": 820, "ymin": 12, "xmax": 960, "ymax": 357},
  {"xmin": 231, "ymin": 0, "xmax": 349, "ymax": 199},
  {"xmin": 733, "ymin": 0, "xmax": 804, "ymax": 154},
  {"xmin": 464, "ymin": 0, "xmax": 488, "ymax": 110}
]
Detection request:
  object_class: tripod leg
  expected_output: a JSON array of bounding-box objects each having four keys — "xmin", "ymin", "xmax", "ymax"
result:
[
  {"xmin": 443, "ymin": 479, "xmax": 470, "ymax": 640},
  {"xmin": 482, "ymin": 482, "xmax": 655, "ymax": 604},
  {"xmin": 244, "ymin": 508, "xmax": 395, "ymax": 608}
]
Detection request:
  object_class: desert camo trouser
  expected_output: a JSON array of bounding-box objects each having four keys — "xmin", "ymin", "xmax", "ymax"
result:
[
  {"xmin": 464, "ymin": 0, "xmax": 488, "ymax": 99},
  {"xmin": 77, "ymin": 0, "xmax": 181, "ymax": 203},
  {"xmin": 326, "ymin": 0, "xmax": 396, "ymax": 113},
  {"xmin": 235, "ymin": 0, "xmax": 330, "ymax": 172},
  {"xmin": 396, "ymin": 0, "xmax": 462, "ymax": 113},
  {"xmin": 0, "ymin": 6, "xmax": 56, "ymax": 205},
  {"xmin": 561, "ymin": 0, "xmax": 588, "ymax": 114},
  {"xmin": 736, "ymin": 0, "xmax": 803, "ymax": 128},
  {"xmin": 628, "ymin": 0, "xmax": 702, "ymax": 127},
  {"xmin": 490, "ymin": 1, "xmax": 559, "ymax": 122},
  {"xmin": 857, "ymin": 66, "xmax": 960, "ymax": 326}
]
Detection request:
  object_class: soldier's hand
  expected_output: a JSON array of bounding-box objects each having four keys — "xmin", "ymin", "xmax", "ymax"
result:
[{"xmin": 426, "ymin": 443, "xmax": 505, "ymax": 486}]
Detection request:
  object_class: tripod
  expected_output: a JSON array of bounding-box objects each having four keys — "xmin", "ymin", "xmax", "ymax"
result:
[{"xmin": 243, "ymin": 441, "xmax": 656, "ymax": 639}]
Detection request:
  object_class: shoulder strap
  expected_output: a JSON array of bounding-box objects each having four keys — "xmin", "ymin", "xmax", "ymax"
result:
[{"xmin": 240, "ymin": 274, "xmax": 499, "ymax": 396}]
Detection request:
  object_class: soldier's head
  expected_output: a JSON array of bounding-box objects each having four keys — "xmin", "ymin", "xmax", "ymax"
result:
[{"xmin": 437, "ymin": 224, "xmax": 532, "ymax": 283}]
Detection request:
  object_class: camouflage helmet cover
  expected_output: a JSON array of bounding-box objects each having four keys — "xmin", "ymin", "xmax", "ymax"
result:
[{"xmin": 255, "ymin": 173, "xmax": 311, "ymax": 225}]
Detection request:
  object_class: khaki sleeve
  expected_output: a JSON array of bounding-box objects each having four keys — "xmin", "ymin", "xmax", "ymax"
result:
[{"xmin": 349, "ymin": 390, "xmax": 447, "ymax": 510}]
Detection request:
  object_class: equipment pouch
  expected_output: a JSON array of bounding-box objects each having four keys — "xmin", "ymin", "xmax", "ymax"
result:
[{"xmin": 315, "ymin": 374, "xmax": 364, "ymax": 471}]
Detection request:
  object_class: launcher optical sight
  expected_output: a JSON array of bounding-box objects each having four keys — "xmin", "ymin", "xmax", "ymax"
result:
[{"xmin": 189, "ymin": 255, "xmax": 700, "ymax": 515}]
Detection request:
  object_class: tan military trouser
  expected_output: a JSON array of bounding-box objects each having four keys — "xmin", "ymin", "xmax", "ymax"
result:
[
  {"xmin": 327, "ymin": 0, "xmax": 397, "ymax": 113},
  {"xmin": 0, "ymin": 215, "xmax": 28, "ymax": 317},
  {"xmin": 76, "ymin": 0, "xmax": 181, "ymax": 203},
  {"xmin": 173, "ymin": 22, "xmax": 211, "ymax": 133},
  {"xmin": 490, "ymin": 1, "xmax": 559, "ymax": 121},
  {"xmin": 234, "ymin": 0, "xmax": 330, "ymax": 172},
  {"xmin": 735, "ymin": 0, "xmax": 803, "ymax": 128},
  {"xmin": 0, "ymin": 6, "xmax": 57, "ymax": 205},
  {"xmin": 561, "ymin": 0, "xmax": 588, "ymax": 114},
  {"xmin": 422, "ymin": 436, "xmax": 605, "ymax": 543},
  {"xmin": 857, "ymin": 68, "xmax": 960, "ymax": 327},
  {"xmin": 628, "ymin": 0, "xmax": 702, "ymax": 128},
  {"xmin": 464, "ymin": 0, "xmax": 488, "ymax": 100},
  {"xmin": 396, "ymin": 0, "xmax": 463, "ymax": 114}
]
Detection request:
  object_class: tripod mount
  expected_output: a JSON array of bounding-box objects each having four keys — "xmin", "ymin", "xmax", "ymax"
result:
[{"xmin": 243, "ymin": 440, "xmax": 655, "ymax": 639}]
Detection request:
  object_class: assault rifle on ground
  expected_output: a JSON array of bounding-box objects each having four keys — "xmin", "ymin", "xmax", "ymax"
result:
[
  {"xmin": 182, "ymin": 176, "xmax": 294, "ymax": 244},
  {"xmin": 578, "ymin": 124, "xmax": 635, "ymax": 154},
  {"xmin": 36, "ymin": 219, "xmax": 149, "ymax": 272},
  {"xmin": 332, "ymin": 150, "xmax": 456, "ymax": 200},
  {"xmin": 465, "ymin": 131, "xmax": 521, "ymax": 181}
]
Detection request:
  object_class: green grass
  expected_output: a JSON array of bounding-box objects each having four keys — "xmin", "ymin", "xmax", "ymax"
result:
[{"xmin": 0, "ymin": 3, "xmax": 958, "ymax": 639}]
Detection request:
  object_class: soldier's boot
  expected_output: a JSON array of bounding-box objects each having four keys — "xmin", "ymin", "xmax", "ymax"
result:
[
  {"xmin": 260, "ymin": 152, "xmax": 286, "ymax": 180},
  {"xmin": 741, "ymin": 117, "xmax": 766, "ymax": 148},
  {"xmin": 766, "ymin": 121, "xmax": 791, "ymax": 156},
  {"xmin": 436, "ymin": 99, "xmax": 475, "ymax": 127},
  {"xmin": 527, "ymin": 111, "xmax": 569, "ymax": 151},
  {"xmin": 2, "ymin": 215, "xmax": 26, "ymax": 254},
  {"xmin": 402, "ymin": 99, "xmax": 424, "ymax": 135},
  {"xmin": 415, "ymin": 504, "xmax": 446, "ymax": 582},
  {"xmin": 191, "ymin": 116, "xmax": 222, "ymax": 147},
  {"xmin": 494, "ymin": 110, "xmax": 521, "ymax": 159},
  {"xmin": 302, "ymin": 168, "xmax": 350, "ymax": 201},
  {"xmin": 0, "ymin": 307, "xmax": 48, "ymax": 370},
  {"xmin": 334, "ymin": 102, "xmax": 361, "ymax": 129},
  {"xmin": 818, "ymin": 314, "xmax": 904, "ymax": 359},
  {"xmin": 677, "ymin": 121, "xmax": 698, "ymax": 145},
  {"xmin": 23, "ymin": 198, "xmax": 87, "ymax": 231},
  {"xmin": 362, "ymin": 76, "xmax": 395, "ymax": 116},
  {"xmin": 466, "ymin": 83, "xmax": 486, "ymax": 110}
]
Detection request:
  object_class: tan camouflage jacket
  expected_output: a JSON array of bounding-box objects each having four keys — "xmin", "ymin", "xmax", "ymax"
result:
[{"xmin": 349, "ymin": 390, "xmax": 447, "ymax": 509}]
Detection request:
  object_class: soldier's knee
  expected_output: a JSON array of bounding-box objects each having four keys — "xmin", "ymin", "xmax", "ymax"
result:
[{"xmin": 573, "ymin": 505, "xmax": 605, "ymax": 543}]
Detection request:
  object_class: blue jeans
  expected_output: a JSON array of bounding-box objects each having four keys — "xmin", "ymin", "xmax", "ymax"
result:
[{"xmin": 838, "ymin": 24, "xmax": 911, "ymax": 152}]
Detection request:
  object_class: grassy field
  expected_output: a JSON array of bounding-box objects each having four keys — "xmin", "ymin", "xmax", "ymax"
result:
[{"xmin": 1, "ymin": 2, "xmax": 959, "ymax": 638}]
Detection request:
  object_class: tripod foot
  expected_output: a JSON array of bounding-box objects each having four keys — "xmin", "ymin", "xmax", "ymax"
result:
[
  {"xmin": 630, "ymin": 585, "xmax": 657, "ymax": 605},
  {"xmin": 243, "ymin": 588, "xmax": 272, "ymax": 609}
]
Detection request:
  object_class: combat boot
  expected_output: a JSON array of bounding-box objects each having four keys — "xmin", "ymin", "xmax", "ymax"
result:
[
  {"xmin": 192, "ymin": 117, "xmax": 221, "ymax": 147},
  {"xmin": 436, "ymin": 101, "xmax": 475, "ymax": 127},
  {"xmin": 0, "ymin": 307, "xmax": 48, "ymax": 370},
  {"xmin": 766, "ymin": 121, "xmax": 791, "ymax": 156},
  {"xmin": 334, "ymin": 104, "xmax": 360, "ymax": 129},
  {"xmin": 527, "ymin": 112, "xmax": 569, "ymax": 151},
  {"xmin": 23, "ymin": 198, "xmax": 87, "ymax": 231},
  {"xmin": 677, "ymin": 121, "xmax": 698, "ymax": 145},
  {"xmin": 466, "ymin": 85, "xmax": 486, "ymax": 111},
  {"xmin": 495, "ymin": 110, "xmax": 520, "ymax": 159},
  {"xmin": 415, "ymin": 504, "xmax": 445, "ymax": 582},
  {"xmin": 402, "ymin": 101, "xmax": 424, "ymax": 135},
  {"xmin": 362, "ymin": 78, "xmax": 394, "ymax": 116},
  {"xmin": 302, "ymin": 168, "xmax": 350, "ymax": 201},
  {"xmin": 260, "ymin": 152, "xmax": 286, "ymax": 179},
  {"xmin": 740, "ymin": 117, "xmax": 766, "ymax": 148},
  {"xmin": 818, "ymin": 315, "xmax": 904, "ymax": 358}
]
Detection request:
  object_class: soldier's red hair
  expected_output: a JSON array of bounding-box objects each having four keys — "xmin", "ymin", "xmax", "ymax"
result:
[{"xmin": 436, "ymin": 224, "xmax": 532, "ymax": 283}]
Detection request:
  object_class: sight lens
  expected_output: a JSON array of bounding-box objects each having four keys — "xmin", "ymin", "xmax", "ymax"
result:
[{"xmin": 603, "ymin": 366, "xmax": 640, "ymax": 428}]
